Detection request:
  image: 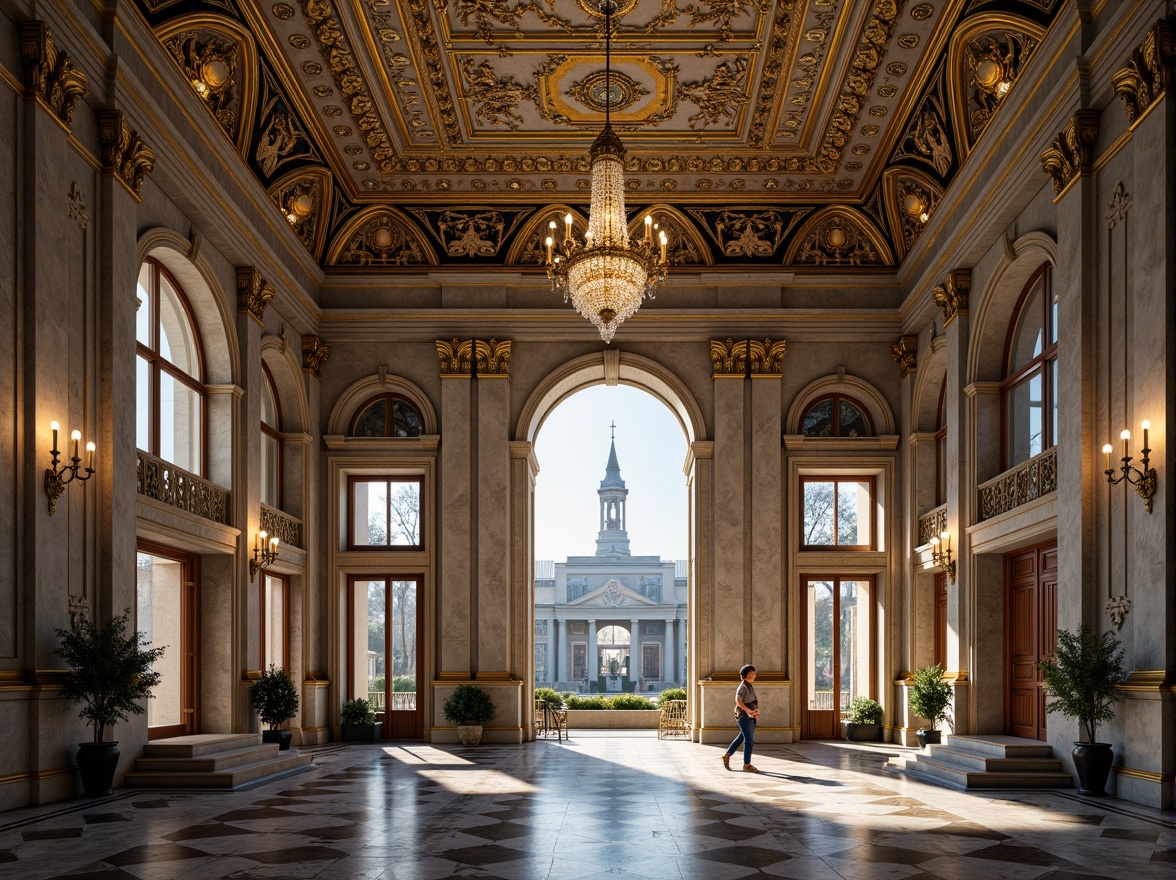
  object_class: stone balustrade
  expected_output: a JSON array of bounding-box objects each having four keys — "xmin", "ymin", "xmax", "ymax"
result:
[
  {"xmin": 136, "ymin": 449, "xmax": 230, "ymax": 524},
  {"xmin": 977, "ymin": 447, "xmax": 1058, "ymax": 521},
  {"xmin": 917, "ymin": 504, "xmax": 947, "ymax": 547},
  {"xmin": 261, "ymin": 503, "xmax": 303, "ymax": 550}
]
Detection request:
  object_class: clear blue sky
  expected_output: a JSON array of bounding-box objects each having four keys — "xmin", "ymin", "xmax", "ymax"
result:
[{"xmin": 533, "ymin": 384, "xmax": 688, "ymax": 562}]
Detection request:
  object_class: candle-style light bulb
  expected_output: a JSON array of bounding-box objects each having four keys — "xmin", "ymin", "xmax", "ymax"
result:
[
  {"xmin": 929, "ymin": 535, "xmax": 939, "ymax": 547},
  {"xmin": 85, "ymin": 441, "xmax": 95, "ymax": 471},
  {"xmin": 1141, "ymin": 419, "xmax": 1150, "ymax": 453},
  {"xmin": 50, "ymin": 421, "xmax": 59, "ymax": 453},
  {"xmin": 1102, "ymin": 443, "xmax": 1113, "ymax": 471},
  {"xmin": 70, "ymin": 430, "xmax": 81, "ymax": 461},
  {"xmin": 564, "ymin": 213, "xmax": 573, "ymax": 242},
  {"xmin": 258, "ymin": 530, "xmax": 267, "ymax": 551},
  {"xmin": 659, "ymin": 230, "xmax": 668, "ymax": 262},
  {"xmin": 545, "ymin": 235, "xmax": 554, "ymax": 262},
  {"xmin": 644, "ymin": 214, "xmax": 653, "ymax": 244},
  {"xmin": 1121, "ymin": 429, "xmax": 1131, "ymax": 460},
  {"xmin": 939, "ymin": 531, "xmax": 950, "ymax": 551}
]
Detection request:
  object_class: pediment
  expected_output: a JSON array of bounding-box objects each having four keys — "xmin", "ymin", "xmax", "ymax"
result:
[{"xmin": 568, "ymin": 579, "xmax": 657, "ymax": 607}]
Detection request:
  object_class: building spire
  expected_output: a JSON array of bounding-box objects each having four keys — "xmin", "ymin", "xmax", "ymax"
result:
[{"xmin": 596, "ymin": 425, "xmax": 630, "ymax": 556}]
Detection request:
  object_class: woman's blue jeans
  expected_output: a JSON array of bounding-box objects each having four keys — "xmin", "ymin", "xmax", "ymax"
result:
[{"xmin": 725, "ymin": 714, "xmax": 755, "ymax": 765}]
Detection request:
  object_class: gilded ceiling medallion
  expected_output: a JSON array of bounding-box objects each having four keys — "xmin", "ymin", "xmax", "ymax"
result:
[
  {"xmin": 894, "ymin": 76, "xmax": 952, "ymax": 177},
  {"xmin": 301, "ymin": 60, "xmax": 321, "ymax": 74},
  {"xmin": 964, "ymin": 31, "xmax": 1037, "ymax": 141},
  {"xmin": 289, "ymin": 34, "xmax": 310, "ymax": 49},
  {"xmin": 576, "ymin": 0, "xmax": 638, "ymax": 18},
  {"xmin": 272, "ymin": 3, "xmax": 294, "ymax": 20},
  {"xmin": 786, "ymin": 209, "xmax": 892, "ymax": 267},
  {"xmin": 911, "ymin": 4, "xmax": 934, "ymax": 21},
  {"xmin": 898, "ymin": 33, "xmax": 919, "ymax": 49},
  {"xmin": 680, "ymin": 57, "xmax": 750, "ymax": 129},
  {"xmin": 460, "ymin": 57, "xmax": 538, "ymax": 130},
  {"xmin": 877, "ymin": 85, "xmax": 897, "ymax": 97},
  {"xmin": 869, "ymin": 105, "xmax": 888, "ymax": 117},
  {"xmin": 887, "ymin": 62, "xmax": 908, "ymax": 76},
  {"xmin": 861, "ymin": 125, "xmax": 879, "ymax": 136},
  {"xmin": 568, "ymin": 70, "xmax": 649, "ymax": 113}
]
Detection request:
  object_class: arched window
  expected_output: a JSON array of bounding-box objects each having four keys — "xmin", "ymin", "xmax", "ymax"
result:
[
  {"xmin": 935, "ymin": 379, "xmax": 947, "ymax": 507},
  {"xmin": 350, "ymin": 393, "xmax": 424, "ymax": 437},
  {"xmin": 136, "ymin": 259, "xmax": 206, "ymax": 474},
  {"xmin": 1002, "ymin": 264, "xmax": 1056, "ymax": 468},
  {"xmin": 801, "ymin": 394, "xmax": 873, "ymax": 437},
  {"xmin": 260, "ymin": 365, "xmax": 281, "ymax": 508}
]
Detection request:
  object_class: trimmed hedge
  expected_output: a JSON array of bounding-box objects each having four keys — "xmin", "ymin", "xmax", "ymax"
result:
[
  {"xmin": 658, "ymin": 688, "xmax": 687, "ymax": 707},
  {"xmin": 564, "ymin": 694, "xmax": 657, "ymax": 710}
]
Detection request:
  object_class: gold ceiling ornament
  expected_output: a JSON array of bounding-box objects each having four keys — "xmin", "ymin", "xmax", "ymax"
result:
[
  {"xmin": 785, "ymin": 207, "xmax": 893, "ymax": 267},
  {"xmin": 235, "ymin": 267, "xmax": 276, "ymax": 325},
  {"xmin": 679, "ymin": 57, "xmax": 750, "ymax": 129},
  {"xmin": 19, "ymin": 21, "xmax": 89, "ymax": 129},
  {"xmin": 436, "ymin": 338, "xmax": 474, "ymax": 376},
  {"xmin": 267, "ymin": 167, "xmax": 331, "ymax": 258},
  {"xmin": 165, "ymin": 30, "xmax": 241, "ymax": 137},
  {"xmin": 1111, "ymin": 18, "xmax": 1176, "ymax": 128},
  {"xmin": 882, "ymin": 166, "xmax": 943, "ymax": 259},
  {"xmin": 1040, "ymin": 109, "xmax": 1099, "ymax": 195},
  {"xmin": 97, "ymin": 110, "xmax": 157, "ymax": 199},
  {"xmin": 460, "ymin": 57, "xmax": 539, "ymax": 130},
  {"xmin": 473, "ymin": 339, "xmax": 512, "ymax": 376},
  {"xmin": 326, "ymin": 207, "xmax": 436, "ymax": 266},
  {"xmin": 411, "ymin": 208, "xmax": 518, "ymax": 258},
  {"xmin": 567, "ymin": 69, "xmax": 649, "ymax": 114},
  {"xmin": 894, "ymin": 82, "xmax": 953, "ymax": 176},
  {"xmin": 544, "ymin": 1, "xmax": 668, "ymax": 344},
  {"xmin": 932, "ymin": 268, "xmax": 971, "ymax": 327},
  {"xmin": 301, "ymin": 335, "xmax": 330, "ymax": 378},
  {"xmin": 627, "ymin": 206, "xmax": 711, "ymax": 266},
  {"xmin": 890, "ymin": 334, "xmax": 918, "ymax": 378}
]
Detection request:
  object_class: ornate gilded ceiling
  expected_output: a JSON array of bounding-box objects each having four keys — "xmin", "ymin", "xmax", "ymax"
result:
[{"xmin": 135, "ymin": 0, "xmax": 1059, "ymax": 271}]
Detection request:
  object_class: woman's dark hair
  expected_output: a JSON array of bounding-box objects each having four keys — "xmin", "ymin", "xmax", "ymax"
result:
[{"xmin": 739, "ymin": 664, "xmax": 756, "ymax": 679}]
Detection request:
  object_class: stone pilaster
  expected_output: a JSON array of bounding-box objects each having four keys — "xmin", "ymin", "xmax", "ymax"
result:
[
  {"xmin": 509, "ymin": 440, "xmax": 537, "ymax": 738},
  {"xmin": 686, "ymin": 441, "xmax": 713, "ymax": 738},
  {"xmin": 475, "ymin": 340, "xmax": 512, "ymax": 679},
  {"xmin": 436, "ymin": 339, "xmax": 473, "ymax": 678},
  {"xmin": 749, "ymin": 341, "xmax": 785, "ymax": 677},
  {"xmin": 710, "ymin": 341, "xmax": 745, "ymax": 675}
]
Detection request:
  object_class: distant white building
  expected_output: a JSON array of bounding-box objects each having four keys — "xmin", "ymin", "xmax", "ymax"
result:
[{"xmin": 535, "ymin": 437, "xmax": 687, "ymax": 693}]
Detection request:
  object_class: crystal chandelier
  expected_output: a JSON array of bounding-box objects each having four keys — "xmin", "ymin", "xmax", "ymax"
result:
[{"xmin": 544, "ymin": 2, "xmax": 668, "ymax": 344}]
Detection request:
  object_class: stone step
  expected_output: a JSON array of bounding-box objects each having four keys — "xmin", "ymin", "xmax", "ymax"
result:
[
  {"xmin": 943, "ymin": 734, "xmax": 1055, "ymax": 759},
  {"xmin": 133, "ymin": 744, "xmax": 280, "ymax": 773},
  {"xmin": 903, "ymin": 754, "xmax": 1073, "ymax": 789},
  {"xmin": 126, "ymin": 752, "xmax": 312, "ymax": 789},
  {"xmin": 925, "ymin": 745, "xmax": 1066, "ymax": 773},
  {"xmin": 142, "ymin": 733, "xmax": 262, "ymax": 759}
]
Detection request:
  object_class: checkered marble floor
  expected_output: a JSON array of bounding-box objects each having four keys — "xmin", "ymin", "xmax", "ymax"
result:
[{"xmin": 0, "ymin": 736, "xmax": 1172, "ymax": 879}]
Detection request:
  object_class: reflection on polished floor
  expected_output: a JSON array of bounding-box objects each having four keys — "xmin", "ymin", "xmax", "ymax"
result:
[{"xmin": 1, "ymin": 735, "xmax": 1172, "ymax": 879}]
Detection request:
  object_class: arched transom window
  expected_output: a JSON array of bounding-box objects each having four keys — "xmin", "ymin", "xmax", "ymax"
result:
[
  {"xmin": 801, "ymin": 394, "xmax": 874, "ymax": 437},
  {"xmin": 136, "ymin": 259, "xmax": 205, "ymax": 475},
  {"xmin": 1003, "ymin": 264, "xmax": 1056, "ymax": 468},
  {"xmin": 350, "ymin": 393, "xmax": 424, "ymax": 437}
]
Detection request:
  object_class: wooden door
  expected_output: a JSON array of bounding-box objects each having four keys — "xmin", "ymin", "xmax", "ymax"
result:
[
  {"xmin": 934, "ymin": 573, "xmax": 947, "ymax": 670},
  {"xmin": 1005, "ymin": 542, "xmax": 1057, "ymax": 741},
  {"xmin": 137, "ymin": 542, "xmax": 199, "ymax": 739},
  {"xmin": 349, "ymin": 576, "xmax": 424, "ymax": 739},
  {"xmin": 800, "ymin": 577, "xmax": 873, "ymax": 739}
]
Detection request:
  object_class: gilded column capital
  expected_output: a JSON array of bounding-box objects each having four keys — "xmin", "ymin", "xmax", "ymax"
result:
[
  {"xmin": 235, "ymin": 267, "xmax": 275, "ymax": 326},
  {"xmin": 97, "ymin": 110, "xmax": 156, "ymax": 199},
  {"xmin": 436, "ymin": 338, "xmax": 473, "ymax": 377},
  {"xmin": 1112, "ymin": 18, "xmax": 1176, "ymax": 128},
  {"xmin": 20, "ymin": 21, "xmax": 88, "ymax": 129},
  {"xmin": 301, "ymin": 335, "xmax": 330, "ymax": 379},
  {"xmin": 747, "ymin": 338, "xmax": 786, "ymax": 377},
  {"xmin": 890, "ymin": 334, "xmax": 918, "ymax": 378},
  {"xmin": 474, "ymin": 338, "xmax": 511, "ymax": 377},
  {"xmin": 710, "ymin": 338, "xmax": 745, "ymax": 378},
  {"xmin": 932, "ymin": 269, "xmax": 971, "ymax": 327},
  {"xmin": 1040, "ymin": 110, "xmax": 1099, "ymax": 195}
]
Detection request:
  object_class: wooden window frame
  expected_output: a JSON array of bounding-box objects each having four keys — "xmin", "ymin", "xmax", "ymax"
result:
[
  {"xmin": 349, "ymin": 392, "xmax": 425, "ymax": 438},
  {"xmin": 642, "ymin": 643, "xmax": 661, "ymax": 680},
  {"xmin": 346, "ymin": 475, "xmax": 425, "ymax": 551},
  {"xmin": 800, "ymin": 393, "xmax": 875, "ymax": 438},
  {"xmin": 137, "ymin": 258, "xmax": 208, "ymax": 476},
  {"xmin": 799, "ymin": 475, "xmax": 876, "ymax": 551},
  {"xmin": 260, "ymin": 363, "xmax": 283, "ymax": 510},
  {"xmin": 935, "ymin": 379, "xmax": 947, "ymax": 507},
  {"xmin": 260, "ymin": 572, "xmax": 290, "ymax": 673},
  {"xmin": 1000, "ymin": 264, "xmax": 1057, "ymax": 471}
]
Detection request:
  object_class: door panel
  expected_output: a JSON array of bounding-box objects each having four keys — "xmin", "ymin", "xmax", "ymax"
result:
[
  {"xmin": 801, "ymin": 577, "xmax": 873, "ymax": 739},
  {"xmin": 348, "ymin": 576, "xmax": 423, "ymax": 739},
  {"xmin": 137, "ymin": 544, "xmax": 198, "ymax": 739},
  {"xmin": 388, "ymin": 579, "xmax": 421, "ymax": 738},
  {"xmin": 1005, "ymin": 541, "xmax": 1057, "ymax": 741},
  {"xmin": 934, "ymin": 573, "xmax": 947, "ymax": 670}
]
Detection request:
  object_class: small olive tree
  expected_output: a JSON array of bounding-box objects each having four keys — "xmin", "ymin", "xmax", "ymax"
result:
[{"xmin": 1038, "ymin": 625, "xmax": 1125, "ymax": 744}]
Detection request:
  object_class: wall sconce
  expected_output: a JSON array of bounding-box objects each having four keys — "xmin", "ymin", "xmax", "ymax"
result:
[
  {"xmin": 249, "ymin": 530, "xmax": 279, "ymax": 582},
  {"xmin": 1102, "ymin": 421, "xmax": 1157, "ymax": 513},
  {"xmin": 929, "ymin": 531, "xmax": 956, "ymax": 584},
  {"xmin": 45, "ymin": 420, "xmax": 95, "ymax": 515}
]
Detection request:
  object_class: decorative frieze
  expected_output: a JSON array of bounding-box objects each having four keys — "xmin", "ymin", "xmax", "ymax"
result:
[
  {"xmin": 1111, "ymin": 19, "xmax": 1176, "ymax": 127},
  {"xmin": 436, "ymin": 338, "xmax": 473, "ymax": 376},
  {"xmin": 1039, "ymin": 110, "xmax": 1099, "ymax": 195},
  {"xmin": 474, "ymin": 338, "xmax": 511, "ymax": 376},
  {"xmin": 235, "ymin": 267, "xmax": 275, "ymax": 325},
  {"xmin": 932, "ymin": 269, "xmax": 971, "ymax": 327},
  {"xmin": 917, "ymin": 504, "xmax": 947, "ymax": 548},
  {"xmin": 977, "ymin": 447, "xmax": 1057, "ymax": 521},
  {"xmin": 301, "ymin": 334, "xmax": 330, "ymax": 378},
  {"xmin": 710, "ymin": 337, "xmax": 786, "ymax": 377},
  {"xmin": 136, "ymin": 449, "xmax": 229, "ymax": 524},
  {"xmin": 20, "ymin": 21, "xmax": 89, "ymax": 128},
  {"xmin": 890, "ymin": 334, "xmax": 918, "ymax": 377},
  {"xmin": 96, "ymin": 110, "xmax": 157, "ymax": 198}
]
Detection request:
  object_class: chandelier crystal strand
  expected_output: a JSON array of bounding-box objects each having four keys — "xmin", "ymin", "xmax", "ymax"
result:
[{"xmin": 543, "ymin": 1, "xmax": 669, "ymax": 343}]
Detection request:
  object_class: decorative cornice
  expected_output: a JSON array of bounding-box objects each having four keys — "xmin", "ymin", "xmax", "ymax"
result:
[
  {"xmin": 890, "ymin": 334, "xmax": 918, "ymax": 377},
  {"xmin": 301, "ymin": 334, "xmax": 330, "ymax": 378},
  {"xmin": 710, "ymin": 338, "xmax": 746, "ymax": 378},
  {"xmin": 96, "ymin": 110, "xmax": 157, "ymax": 198},
  {"xmin": 1039, "ymin": 110, "xmax": 1099, "ymax": 195},
  {"xmin": 932, "ymin": 269, "xmax": 971, "ymax": 327},
  {"xmin": 474, "ymin": 338, "xmax": 511, "ymax": 376},
  {"xmin": 436, "ymin": 338, "xmax": 474, "ymax": 377},
  {"xmin": 747, "ymin": 339, "xmax": 786, "ymax": 377},
  {"xmin": 1111, "ymin": 19, "xmax": 1176, "ymax": 128},
  {"xmin": 20, "ymin": 21, "xmax": 88, "ymax": 129},
  {"xmin": 235, "ymin": 267, "xmax": 275, "ymax": 326}
]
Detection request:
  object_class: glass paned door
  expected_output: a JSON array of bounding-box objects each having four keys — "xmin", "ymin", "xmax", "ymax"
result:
[
  {"xmin": 349, "ymin": 576, "xmax": 423, "ymax": 739},
  {"xmin": 136, "ymin": 545, "xmax": 197, "ymax": 739},
  {"xmin": 801, "ymin": 576, "xmax": 872, "ymax": 739}
]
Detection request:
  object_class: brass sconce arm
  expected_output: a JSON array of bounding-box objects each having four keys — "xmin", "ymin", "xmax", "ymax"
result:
[
  {"xmin": 44, "ymin": 421, "xmax": 95, "ymax": 515},
  {"xmin": 929, "ymin": 531, "xmax": 956, "ymax": 584},
  {"xmin": 1102, "ymin": 421, "xmax": 1157, "ymax": 513},
  {"xmin": 249, "ymin": 529, "xmax": 280, "ymax": 582}
]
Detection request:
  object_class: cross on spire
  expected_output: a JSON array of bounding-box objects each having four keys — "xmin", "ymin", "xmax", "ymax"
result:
[{"xmin": 610, "ymin": 420, "xmax": 617, "ymax": 440}]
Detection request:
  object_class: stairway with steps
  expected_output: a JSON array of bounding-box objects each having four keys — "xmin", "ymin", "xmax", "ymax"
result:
[
  {"xmin": 889, "ymin": 734, "xmax": 1073, "ymax": 789},
  {"xmin": 126, "ymin": 733, "xmax": 313, "ymax": 789}
]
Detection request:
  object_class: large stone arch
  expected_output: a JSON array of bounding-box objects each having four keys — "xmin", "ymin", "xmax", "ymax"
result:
[
  {"xmin": 515, "ymin": 351, "xmax": 706, "ymax": 445},
  {"xmin": 966, "ymin": 231, "xmax": 1057, "ymax": 385},
  {"xmin": 912, "ymin": 335, "xmax": 948, "ymax": 434},
  {"xmin": 260, "ymin": 334, "xmax": 309, "ymax": 435}
]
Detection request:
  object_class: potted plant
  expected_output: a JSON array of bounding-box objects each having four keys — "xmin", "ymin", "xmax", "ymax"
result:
[
  {"xmin": 340, "ymin": 698, "xmax": 383, "ymax": 742},
  {"xmin": 55, "ymin": 609, "xmax": 165, "ymax": 797},
  {"xmin": 844, "ymin": 696, "xmax": 884, "ymax": 742},
  {"xmin": 250, "ymin": 664, "xmax": 299, "ymax": 750},
  {"xmin": 1037, "ymin": 624, "xmax": 1125, "ymax": 796},
  {"xmin": 909, "ymin": 663, "xmax": 953, "ymax": 748},
  {"xmin": 443, "ymin": 684, "xmax": 495, "ymax": 745}
]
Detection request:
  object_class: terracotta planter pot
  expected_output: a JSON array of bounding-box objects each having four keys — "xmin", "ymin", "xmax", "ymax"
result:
[
  {"xmin": 76, "ymin": 742, "xmax": 120, "ymax": 797},
  {"xmin": 1072, "ymin": 742, "xmax": 1114, "ymax": 796},
  {"xmin": 457, "ymin": 724, "xmax": 484, "ymax": 745}
]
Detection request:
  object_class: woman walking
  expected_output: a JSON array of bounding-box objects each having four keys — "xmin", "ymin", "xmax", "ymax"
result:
[{"xmin": 721, "ymin": 664, "xmax": 759, "ymax": 772}]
